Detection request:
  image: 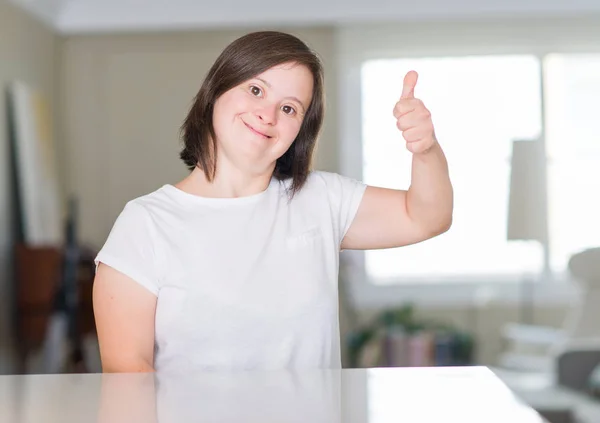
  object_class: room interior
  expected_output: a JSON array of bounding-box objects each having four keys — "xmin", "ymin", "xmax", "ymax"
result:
[{"xmin": 1, "ymin": 0, "xmax": 600, "ymax": 421}]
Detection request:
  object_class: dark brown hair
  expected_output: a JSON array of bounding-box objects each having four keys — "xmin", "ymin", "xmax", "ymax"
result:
[{"xmin": 180, "ymin": 31, "xmax": 325, "ymax": 197}]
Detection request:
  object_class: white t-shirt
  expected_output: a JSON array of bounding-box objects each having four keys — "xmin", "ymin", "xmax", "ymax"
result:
[{"xmin": 95, "ymin": 170, "xmax": 366, "ymax": 374}]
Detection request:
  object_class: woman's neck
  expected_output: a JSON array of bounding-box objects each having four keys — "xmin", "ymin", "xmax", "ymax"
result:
[{"xmin": 175, "ymin": 164, "xmax": 274, "ymax": 199}]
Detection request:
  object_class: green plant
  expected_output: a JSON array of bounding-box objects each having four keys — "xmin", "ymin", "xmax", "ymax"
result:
[{"xmin": 346, "ymin": 302, "xmax": 476, "ymax": 367}]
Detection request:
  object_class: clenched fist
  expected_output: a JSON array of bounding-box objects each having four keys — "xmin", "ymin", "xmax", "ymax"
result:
[{"xmin": 393, "ymin": 71, "xmax": 437, "ymax": 154}]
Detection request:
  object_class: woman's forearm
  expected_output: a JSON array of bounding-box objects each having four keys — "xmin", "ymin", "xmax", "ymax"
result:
[{"xmin": 406, "ymin": 141, "xmax": 453, "ymax": 235}]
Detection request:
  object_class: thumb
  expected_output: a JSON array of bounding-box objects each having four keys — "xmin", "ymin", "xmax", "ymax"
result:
[{"xmin": 401, "ymin": 70, "xmax": 418, "ymax": 99}]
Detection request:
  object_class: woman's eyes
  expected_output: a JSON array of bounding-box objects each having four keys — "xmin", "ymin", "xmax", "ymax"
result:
[
  {"xmin": 249, "ymin": 85, "xmax": 263, "ymax": 97},
  {"xmin": 249, "ymin": 85, "xmax": 297, "ymax": 116},
  {"xmin": 281, "ymin": 105, "xmax": 296, "ymax": 116}
]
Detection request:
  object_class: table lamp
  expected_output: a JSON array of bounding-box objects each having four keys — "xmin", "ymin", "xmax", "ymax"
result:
[{"xmin": 506, "ymin": 138, "xmax": 550, "ymax": 324}]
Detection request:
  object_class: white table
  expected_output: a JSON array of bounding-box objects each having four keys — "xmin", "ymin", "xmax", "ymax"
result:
[{"xmin": 0, "ymin": 366, "xmax": 548, "ymax": 422}]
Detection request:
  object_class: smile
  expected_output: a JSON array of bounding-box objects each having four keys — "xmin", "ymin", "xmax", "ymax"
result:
[{"xmin": 243, "ymin": 121, "xmax": 271, "ymax": 139}]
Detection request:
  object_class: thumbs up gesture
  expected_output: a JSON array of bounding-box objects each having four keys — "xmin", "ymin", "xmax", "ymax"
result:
[{"xmin": 393, "ymin": 71, "xmax": 437, "ymax": 154}]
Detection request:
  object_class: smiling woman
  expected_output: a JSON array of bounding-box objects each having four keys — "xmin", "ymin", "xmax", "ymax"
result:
[{"xmin": 91, "ymin": 31, "xmax": 453, "ymax": 374}]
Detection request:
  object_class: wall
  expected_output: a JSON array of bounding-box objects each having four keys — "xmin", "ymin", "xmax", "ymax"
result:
[{"xmin": 0, "ymin": 0, "xmax": 62, "ymax": 373}]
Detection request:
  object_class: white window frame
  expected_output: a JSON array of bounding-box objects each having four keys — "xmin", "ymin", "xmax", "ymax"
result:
[{"xmin": 335, "ymin": 18, "xmax": 600, "ymax": 308}]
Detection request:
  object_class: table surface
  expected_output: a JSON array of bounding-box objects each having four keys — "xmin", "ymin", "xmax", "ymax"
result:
[
  {"xmin": 493, "ymin": 367, "xmax": 600, "ymax": 422},
  {"xmin": 0, "ymin": 366, "xmax": 547, "ymax": 423}
]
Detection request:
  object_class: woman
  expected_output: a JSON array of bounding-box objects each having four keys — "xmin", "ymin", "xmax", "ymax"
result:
[{"xmin": 93, "ymin": 31, "xmax": 453, "ymax": 374}]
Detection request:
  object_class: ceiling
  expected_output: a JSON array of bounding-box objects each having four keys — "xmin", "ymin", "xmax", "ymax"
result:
[{"xmin": 10, "ymin": 0, "xmax": 600, "ymax": 34}]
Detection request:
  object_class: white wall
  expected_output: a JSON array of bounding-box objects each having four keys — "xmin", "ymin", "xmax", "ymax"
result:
[{"xmin": 0, "ymin": 1, "xmax": 62, "ymax": 373}]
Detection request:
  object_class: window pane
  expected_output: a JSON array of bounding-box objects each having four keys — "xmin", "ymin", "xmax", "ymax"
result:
[
  {"xmin": 361, "ymin": 55, "xmax": 544, "ymax": 283},
  {"xmin": 544, "ymin": 54, "xmax": 600, "ymax": 272}
]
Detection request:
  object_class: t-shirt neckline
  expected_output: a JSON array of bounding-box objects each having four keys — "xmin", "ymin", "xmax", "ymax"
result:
[{"xmin": 161, "ymin": 177, "xmax": 280, "ymax": 206}]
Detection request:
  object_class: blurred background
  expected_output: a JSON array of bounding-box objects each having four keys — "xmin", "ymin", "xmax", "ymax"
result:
[{"xmin": 1, "ymin": 0, "xmax": 600, "ymax": 417}]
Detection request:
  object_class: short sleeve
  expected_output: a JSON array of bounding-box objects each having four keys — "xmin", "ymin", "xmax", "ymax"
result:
[
  {"xmin": 318, "ymin": 171, "xmax": 367, "ymax": 245},
  {"xmin": 94, "ymin": 201, "xmax": 160, "ymax": 296}
]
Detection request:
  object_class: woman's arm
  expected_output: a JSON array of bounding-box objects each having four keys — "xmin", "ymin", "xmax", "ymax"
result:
[
  {"xmin": 93, "ymin": 263, "xmax": 157, "ymax": 373},
  {"xmin": 341, "ymin": 70, "xmax": 453, "ymax": 250}
]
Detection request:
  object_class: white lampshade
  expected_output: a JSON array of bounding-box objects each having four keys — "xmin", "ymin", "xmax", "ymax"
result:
[{"xmin": 506, "ymin": 139, "xmax": 548, "ymax": 243}]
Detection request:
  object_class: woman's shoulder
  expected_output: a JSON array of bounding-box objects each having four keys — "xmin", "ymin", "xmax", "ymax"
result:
[
  {"xmin": 124, "ymin": 184, "xmax": 180, "ymax": 210},
  {"xmin": 303, "ymin": 170, "xmax": 341, "ymax": 188},
  {"xmin": 302, "ymin": 170, "xmax": 366, "ymax": 194},
  {"xmin": 112, "ymin": 185, "xmax": 176, "ymax": 225}
]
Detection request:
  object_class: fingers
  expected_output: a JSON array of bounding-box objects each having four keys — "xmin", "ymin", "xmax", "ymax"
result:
[
  {"xmin": 401, "ymin": 70, "xmax": 418, "ymax": 99},
  {"xmin": 393, "ymin": 98, "xmax": 419, "ymax": 118},
  {"xmin": 393, "ymin": 99, "xmax": 430, "ymax": 122},
  {"xmin": 396, "ymin": 115, "xmax": 420, "ymax": 131},
  {"xmin": 400, "ymin": 125, "xmax": 434, "ymax": 144}
]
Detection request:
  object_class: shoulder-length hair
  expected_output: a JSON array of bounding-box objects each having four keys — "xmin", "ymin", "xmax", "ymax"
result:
[{"xmin": 179, "ymin": 31, "xmax": 325, "ymax": 197}]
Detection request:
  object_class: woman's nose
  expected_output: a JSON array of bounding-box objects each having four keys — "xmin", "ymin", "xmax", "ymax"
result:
[{"xmin": 255, "ymin": 103, "xmax": 277, "ymax": 125}]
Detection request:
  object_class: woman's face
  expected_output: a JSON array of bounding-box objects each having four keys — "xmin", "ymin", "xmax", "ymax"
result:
[{"xmin": 212, "ymin": 62, "xmax": 314, "ymax": 175}]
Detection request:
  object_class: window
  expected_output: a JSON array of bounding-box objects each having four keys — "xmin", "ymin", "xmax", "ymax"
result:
[
  {"xmin": 544, "ymin": 54, "xmax": 600, "ymax": 271},
  {"xmin": 361, "ymin": 53, "xmax": 600, "ymax": 284}
]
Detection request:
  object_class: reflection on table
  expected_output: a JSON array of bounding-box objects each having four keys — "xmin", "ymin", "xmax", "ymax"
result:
[{"xmin": 0, "ymin": 366, "xmax": 547, "ymax": 422}]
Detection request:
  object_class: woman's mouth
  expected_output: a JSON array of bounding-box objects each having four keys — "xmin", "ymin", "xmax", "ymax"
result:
[{"xmin": 243, "ymin": 121, "xmax": 271, "ymax": 139}]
